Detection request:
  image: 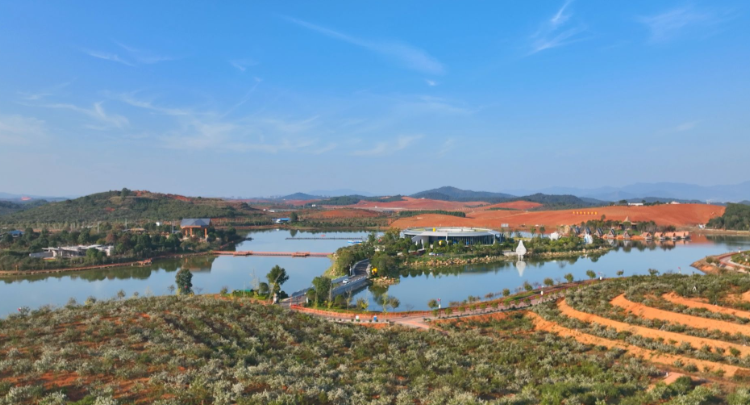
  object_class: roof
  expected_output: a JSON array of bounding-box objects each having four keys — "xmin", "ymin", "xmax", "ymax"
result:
[
  {"xmin": 180, "ymin": 218, "xmax": 212, "ymax": 227},
  {"xmin": 402, "ymin": 227, "xmax": 502, "ymax": 238}
]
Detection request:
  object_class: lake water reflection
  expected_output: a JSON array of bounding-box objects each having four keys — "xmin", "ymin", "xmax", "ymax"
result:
[
  {"xmin": 1, "ymin": 231, "xmax": 749, "ymax": 316},
  {"xmin": 0, "ymin": 230, "xmax": 368, "ymax": 316}
]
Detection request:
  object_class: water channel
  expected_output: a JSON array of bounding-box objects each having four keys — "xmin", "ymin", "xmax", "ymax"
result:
[{"xmin": 1, "ymin": 230, "xmax": 749, "ymax": 316}]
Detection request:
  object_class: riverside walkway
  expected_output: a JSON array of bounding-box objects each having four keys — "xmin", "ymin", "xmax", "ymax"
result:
[{"xmin": 288, "ymin": 281, "xmax": 591, "ymax": 331}]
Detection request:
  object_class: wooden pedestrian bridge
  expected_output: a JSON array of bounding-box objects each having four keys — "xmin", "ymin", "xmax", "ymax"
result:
[{"xmin": 212, "ymin": 251, "xmax": 332, "ymax": 258}]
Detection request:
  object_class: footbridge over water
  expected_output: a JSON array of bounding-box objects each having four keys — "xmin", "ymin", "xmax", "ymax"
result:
[
  {"xmin": 213, "ymin": 251, "xmax": 332, "ymax": 258},
  {"xmin": 284, "ymin": 259, "xmax": 371, "ymax": 306}
]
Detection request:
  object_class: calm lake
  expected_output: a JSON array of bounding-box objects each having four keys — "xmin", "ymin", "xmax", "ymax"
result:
[{"xmin": 2, "ymin": 230, "xmax": 749, "ymax": 316}]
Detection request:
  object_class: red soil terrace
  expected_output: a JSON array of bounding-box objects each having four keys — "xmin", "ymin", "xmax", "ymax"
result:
[{"xmin": 390, "ymin": 203, "xmax": 724, "ymax": 230}]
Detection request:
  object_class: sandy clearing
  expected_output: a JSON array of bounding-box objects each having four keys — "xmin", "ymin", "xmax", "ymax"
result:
[
  {"xmin": 528, "ymin": 312, "xmax": 742, "ymax": 377},
  {"xmin": 648, "ymin": 373, "xmax": 688, "ymax": 391},
  {"xmin": 390, "ymin": 203, "xmax": 725, "ymax": 230},
  {"xmin": 663, "ymin": 292, "xmax": 750, "ymax": 319},
  {"xmin": 613, "ymin": 294, "xmax": 750, "ymax": 336},
  {"xmin": 559, "ymin": 299, "xmax": 750, "ymax": 356}
]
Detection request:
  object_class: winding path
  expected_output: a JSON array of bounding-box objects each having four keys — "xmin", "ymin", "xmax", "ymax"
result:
[
  {"xmin": 528, "ymin": 312, "xmax": 744, "ymax": 378},
  {"xmin": 662, "ymin": 292, "xmax": 750, "ymax": 319},
  {"xmin": 612, "ymin": 294, "xmax": 750, "ymax": 336},
  {"xmin": 558, "ymin": 299, "xmax": 750, "ymax": 356}
]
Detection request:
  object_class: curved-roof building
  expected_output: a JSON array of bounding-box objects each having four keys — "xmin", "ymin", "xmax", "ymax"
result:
[{"xmin": 401, "ymin": 227, "xmax": 503, "ymax": 246}]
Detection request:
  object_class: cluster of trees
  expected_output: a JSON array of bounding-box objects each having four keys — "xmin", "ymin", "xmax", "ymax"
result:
[
  {"xmin": 5, "ymin": 293, "xmax": 750, "ymax": 403},
  {"xmin": 0, "ymin": 223, "xmax": 242, "ymax": 270},
  {"xmin": 396, "ymin": 210, "xmax": 466, "ymax": 218},
  {"xmin": 0, "ymin": 200, "xmax": 48, "ymax": 216},
  {"xmin": 708, "ymin": 203, "xmax": 750, "ymax": 230},
  {"xmin": 524, "ymin": 234, "xmax": 608, "ymax": 253},
  {"xmin": 306, "ymin": 195, "xmax": 404, "ymax": 206},
  {"xmin": 289, "ymin": 218, "xmax": 388, "ymax": 229}
]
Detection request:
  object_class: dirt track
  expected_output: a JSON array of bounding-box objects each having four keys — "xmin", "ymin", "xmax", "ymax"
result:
[
  {"xmin": 612, "ymin": 294, "xmax": 750, "ymax": 336},
  {"xmin": 390, "ymin": 203, "xmax": 724, "ymax": 230},
  {"xmin": 529, "ymin": 312, "xmax": 743, "ymax": 377},
  {"xmin": 662, "ymin": 292, "xmax": 750, "ymax": 319},
  {"xmin": 558, "ymin": 299, "xmax": 750, "ymax": 356}
]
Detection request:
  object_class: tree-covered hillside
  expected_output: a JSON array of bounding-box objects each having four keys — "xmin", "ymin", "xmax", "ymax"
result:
[
  {"xmin": 708, "ymin": 203, "xmax": 750, "ymax": 230},
  {"xmin": 0, "ymin": 189, "xmax": 260, "ymax": 224},
  {"xmin": 0, "ymin": 200, "xmax": 47, "ymax": 216}
]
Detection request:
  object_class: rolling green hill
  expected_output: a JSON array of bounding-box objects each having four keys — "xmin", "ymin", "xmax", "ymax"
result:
[
  {"xmin": 0, "ymin": 190, "xmax": 260, "ymax": 224},
  {"xmin": 0, "ymin": 200, "xmax": 48, "ymax": 216}
]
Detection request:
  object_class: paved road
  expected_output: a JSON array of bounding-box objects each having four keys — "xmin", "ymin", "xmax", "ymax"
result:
[
  {"xmin": 716, "ymin": 252, "xmax": 750, "ymax": 272},
  {"xmin": 295, "ymin": 290, "xmax": 567, "ymax": 332}
]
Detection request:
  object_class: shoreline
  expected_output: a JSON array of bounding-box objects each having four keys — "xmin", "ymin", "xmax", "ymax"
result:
[{"xmin": 407, "ymin": 247, "xmax": 611, "ymax": 269}]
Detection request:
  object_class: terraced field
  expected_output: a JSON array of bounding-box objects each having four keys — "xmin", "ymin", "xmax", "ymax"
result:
[
  {"xmin": 533, "ymin": 273, "xmax": 750, "ymax": 383},
  {"xmin": 4, "ymin": 275, "xmax": 750, "ymax": 403}
]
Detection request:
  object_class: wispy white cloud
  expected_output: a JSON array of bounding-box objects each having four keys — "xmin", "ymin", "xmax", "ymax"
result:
[
  {"xmin": 394, "ymin": 96, "xmax": 472, "ymax": 115},
  {"xmin": 637, "ymin": 6, "xmax": 727, "ymax": 43},
  {"xmin": 119, "ymin": 93, "xmax": 336, "ymax": 154},
  {"xmin": 311, "ymin": 143, "xmax": 337, "ymax": 154},
  {"xmin": 284, "ymin": 16, "xmax": 444, "ymax": 75},
  {"xmin": 82, "ymin": 42, "xmax": 173, "ymax": 66},
  {"xmin": 18, "ymin": 81, "xmax": 73, "ymax": 101},
  {"xmin": 673, "ymin": 121, "xmax": 699, "ymax": 132},
  {"xmin": 229, "ymin": 58, "xmax": 259, "ymax": 72},
  {"xmin": 351, "ymin": 135, "xmax": 423, "ymax": 156},
  {"xmin": 83, "ymin": 49, "xmax": 135, "ymax": 66},
  {"xmin": 0, "ymin": 115, "xmax": 47, "ymax": 145},
  {"xmin": 116, "ymin": 92, "xmax": 193, "ymax": 117},
  {"xmin": 437, "ymin": 138, "xmax": 455, "ymax": 157},
  {"xmin": 663, "ymin": 120, "xmax": 700, "ymax": 134},
  {"xmin": 425, "ymin": 79, "xmax": 438, "ymax": 87},
  {"xmin": 528, "ymin": 0, "xmax": 587, "ymax": 55},
  {"xmin": 41, "ymin": 102, "xmax": 129, "ymax": 129}
]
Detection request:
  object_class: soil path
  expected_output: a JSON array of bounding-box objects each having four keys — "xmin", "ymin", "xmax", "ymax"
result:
[
  {"xmin": 528, "ymin": 312, "xmax": 743, "ymax": 377},
  {"xmin": 612, "ymin": 294, "xmax": 750, "ymax": 336},
  {"xmin": 662, "ymin": 292, "xmax": 750, "ymax": 319},
  {"xmin": 559, "ymin": 299, "xmax": 750, "ymax": 356}
]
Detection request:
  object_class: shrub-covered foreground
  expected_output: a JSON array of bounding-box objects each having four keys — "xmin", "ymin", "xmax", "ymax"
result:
[{"xmin": 0, "ymin": 295, "xmax": 747, "ymax": 404}]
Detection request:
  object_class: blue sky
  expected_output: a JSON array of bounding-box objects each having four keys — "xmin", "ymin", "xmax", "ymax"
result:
[{"xmin": 1, "ymin": 1, "xmax": 748, "ymax": 197}]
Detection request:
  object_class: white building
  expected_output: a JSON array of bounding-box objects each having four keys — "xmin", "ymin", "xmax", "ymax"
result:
[
  {"xmin": 30, "ymin": 245, "xmax": 115, "ymax": 259},
  {"xmin": 516, "ymin": 240, "xmax": 527, "ymax": 258}
]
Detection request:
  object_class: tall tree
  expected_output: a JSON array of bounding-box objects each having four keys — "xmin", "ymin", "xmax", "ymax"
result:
[
  {"xmin": 266, "ymin": 265, "xmax": 289, "ymax": 295},
  {"xmin": 175, "ymin": 268, "xmax": 193, "ymax": 295}
]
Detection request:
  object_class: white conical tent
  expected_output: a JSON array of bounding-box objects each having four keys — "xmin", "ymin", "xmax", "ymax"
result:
[{"xmin": 516, "ymin": 240, "xmax": 527, "ymax": 258}]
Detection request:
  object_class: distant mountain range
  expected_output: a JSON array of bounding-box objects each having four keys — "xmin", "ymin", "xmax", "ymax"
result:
[
  {"xmin": 410, "ymin": 186, "xmax": 514, "ymax": 202},
  {"xmin": 308, "ymin": 189, "xmax": 375, "ymax": 197},
  {"xmin": 507, "ymin": 181, "xmax": 750, "ymax": 203},
  {"xmin": 0, "ymin": 192, "xmax": 70, "ymax": 202}
]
